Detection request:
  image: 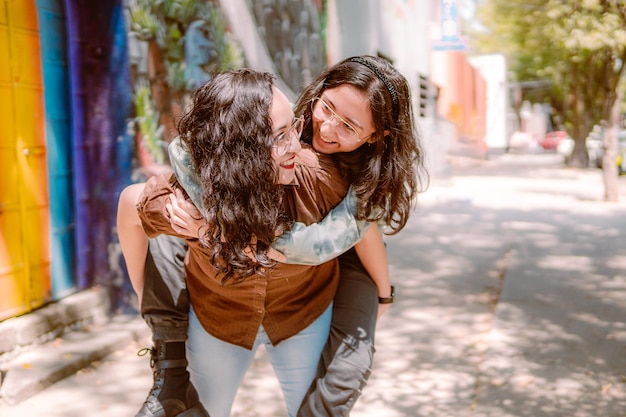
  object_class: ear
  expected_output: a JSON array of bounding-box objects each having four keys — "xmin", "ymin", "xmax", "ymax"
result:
[{"xmin": 367, "ymin": 130, "xmax": 390, "ymax": 143}]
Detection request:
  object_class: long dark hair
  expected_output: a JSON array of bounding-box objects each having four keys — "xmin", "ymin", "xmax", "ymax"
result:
[
  {"xmin": 294, "ymin": 55, "xmax": 429, "ymax": 234},
  {"xmin": 177, "ymin": 69, "xmax": 290, "ymax": 280}
]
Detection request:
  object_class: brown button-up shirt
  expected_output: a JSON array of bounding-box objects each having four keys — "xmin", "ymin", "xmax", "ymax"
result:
[{"xmin": 137, "ymin": 146, "xmax": 348, "ymax": 349}]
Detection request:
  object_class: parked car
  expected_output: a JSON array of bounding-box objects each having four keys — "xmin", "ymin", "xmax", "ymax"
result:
[
  {"xmin": 508, "ymin": 131, "xmax": 536, "ymax": 150},
  {"xmin": 540, "ymin": 130, "xmax": 568, "ymax": 150}
]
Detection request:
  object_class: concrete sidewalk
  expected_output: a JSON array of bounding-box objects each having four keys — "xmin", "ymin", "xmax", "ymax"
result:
[
  {"xmin": 372, "ymin": 153, "xmax": 626, "ymax": 417},
  {"xmin": 0, "ymin": 152, "xmax": 624, "ymax": 417},
  {"xmin": 0, "ymin": 288, "xmax": 149, "ymax": 405}
]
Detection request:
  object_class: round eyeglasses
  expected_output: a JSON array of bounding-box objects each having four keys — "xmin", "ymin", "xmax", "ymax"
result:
[
  {"xmin": 310, "ymin": 97, "xmax": 372, "ymax": 144},
  {"xmin": 273, "ymin": 116, "xmax": 304, "ymax": 156}
]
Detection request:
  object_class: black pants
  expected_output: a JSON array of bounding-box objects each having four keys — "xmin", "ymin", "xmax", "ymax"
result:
[
  {"xmin": 141, "ymin": 235, "xmax": 378, "ymax": 417},
  {"xmin": 142, "ymin": 235, "xmax": 190, "ymax": 342},
  {"xmin": 297, "ymin": 248, "xmax": 378, "ymax": 416}
]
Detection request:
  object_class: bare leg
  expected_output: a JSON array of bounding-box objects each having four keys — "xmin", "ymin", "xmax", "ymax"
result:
[
  {"xmin": 117, "ymin": 183, "xmax": 149, "ymax": 306},
  {"xmin": 117, "ymin": 185, "xmax": 209, "ymax": 417}
]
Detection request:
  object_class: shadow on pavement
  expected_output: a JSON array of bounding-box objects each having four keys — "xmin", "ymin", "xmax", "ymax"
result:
[{"xmin": 351, "ymin": 157, "xmax": 626, "ymax": 417}]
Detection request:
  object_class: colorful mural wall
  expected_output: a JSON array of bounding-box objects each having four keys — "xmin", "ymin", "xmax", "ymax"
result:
[
  {"xmin": 431, "ymin": 50, "xmax": 487, "ymax": 149},
  {"xmin": 38, "ymin": 0, "xmax": 74, "ymax": 299},
  {"xmin": 0, "ymin": 0, "xmax": 327, "ymax": 321},
  {"xmin": 0, "ymin": 0, "xmax": 132, "ymax": 320},
  {"xmin": 64, "ymin": 0, "xmax": 133, "ymax": 295},
  {"xmin": 0, "ymin": 0, "xmax": 50, "ymax": 320}
]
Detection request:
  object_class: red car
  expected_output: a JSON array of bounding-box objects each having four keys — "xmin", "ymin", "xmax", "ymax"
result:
[{"xmin": 541, "ymin": 131, "xmax": 569, "ymax": 150}]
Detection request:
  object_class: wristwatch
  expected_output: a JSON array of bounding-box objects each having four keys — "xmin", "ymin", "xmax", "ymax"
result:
[{"xmin": 378, "ymin": 285, "xmax": 395, "ymax": 304}]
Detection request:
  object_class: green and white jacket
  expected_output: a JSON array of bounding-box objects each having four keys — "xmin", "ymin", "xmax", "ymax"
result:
[{"xmin": 168, "ymin": 137, "xmax": 373, "ymax": 265}]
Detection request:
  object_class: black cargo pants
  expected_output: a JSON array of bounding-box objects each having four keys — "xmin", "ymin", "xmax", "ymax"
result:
[{"xmin": 141, "ymin": 235, "xmax": 378, "ymax": 417}]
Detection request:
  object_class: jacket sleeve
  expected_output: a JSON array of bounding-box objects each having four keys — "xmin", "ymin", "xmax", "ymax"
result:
[
  {"xmin": 136, "ymin": 173, "xmax": 186, "ymax": 239},
  {"xmin": 272, "ymin": 188, "xmax": 373, "ymax": 265},
  {"xmin": 169, "ymin": 137, "xmax": 205, "ymax": 212},
  {"xmin": 169, "ymin": 138, "xmax": 372, "ymax": 265}
]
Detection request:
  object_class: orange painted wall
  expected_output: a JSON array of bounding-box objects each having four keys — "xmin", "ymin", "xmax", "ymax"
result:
[{"xmin": 431, "ymin": 50, "xmax": 487, "ymax": 144}]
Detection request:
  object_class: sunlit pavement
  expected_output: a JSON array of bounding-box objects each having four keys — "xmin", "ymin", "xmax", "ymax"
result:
[{"xmin": 1, "ymin": 152, "xmax": 625, "ymax": 417}]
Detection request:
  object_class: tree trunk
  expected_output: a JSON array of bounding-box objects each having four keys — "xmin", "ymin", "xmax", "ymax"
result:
[
  {"xmin": 602, "ymin": 92, "xmax": 620, "ymax": 202},
  {"xmin": 147, "ymin": 41, "xmax": 176, "ymax": 142},
  {"xmin": 568, "ymin": 60, "xmax": 590, "ymax": 168}
]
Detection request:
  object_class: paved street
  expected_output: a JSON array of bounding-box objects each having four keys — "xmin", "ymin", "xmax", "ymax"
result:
[{"xmin": 1, "ymin": 152, "xmax": 625, "ymax": 417}]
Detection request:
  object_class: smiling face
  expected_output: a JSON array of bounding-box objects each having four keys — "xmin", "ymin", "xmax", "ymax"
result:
[
  {"xmin": 270, "ymin": 86, "xmax": 302, "ymax": 185},
  {"xmin": 310, "ymin": 85, "xmax": 376, "ymax": 154}
]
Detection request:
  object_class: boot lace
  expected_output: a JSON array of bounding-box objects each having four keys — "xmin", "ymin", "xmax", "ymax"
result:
[{"xmin": 137, "ymin": 347, "xmax": 157, "ymax": 368}]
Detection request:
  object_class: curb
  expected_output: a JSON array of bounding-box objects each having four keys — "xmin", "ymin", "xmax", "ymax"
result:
[
  {"xmin": 0, "ymin": 287, "xmax": 111, "ymax": 362},
  {"xmin": 0, "ymin": 288, "xmax": 149, "ymax": 405}
]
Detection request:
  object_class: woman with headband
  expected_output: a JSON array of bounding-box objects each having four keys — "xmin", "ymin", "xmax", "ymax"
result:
[
  {"xmin": 290, "ymin": 54, "xmax": 427, "ymax": 416},
  {"xmin": 128, "ymin": 55, "xmax": 428, "ymax": 417}
]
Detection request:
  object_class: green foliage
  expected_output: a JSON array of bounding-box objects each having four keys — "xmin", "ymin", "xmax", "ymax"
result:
[
  {"xmin": 471, "ymin": 0, "xmax": 626, "ymax": 146},
  {"xmin": 127, "ymin": 0, "xmax": 244, "ymax": 156},
  {"xmin": 129, "ymin": 0, "xmax": 243, "ymax": 94},
  {"xmin": 128, "ymin": 5, "xmax": 161, "ymax": 41},
  {"xmin": 218, "ymin": 34, "xmax": 245, "ymax": 71},
  {"xmin": 134, "ymin": 81, "xmax": 166, "ymax": 164},
  {"xmin": 205, "ymin": 5, "xmax": 244, "ymax": 70},
  {"xmin": 166, "ymin": 61, "xmax": 187, "ymax": 94},
  {"xmin": 129, "ymin": 0, "xmax": 211, "ymax": 97}
]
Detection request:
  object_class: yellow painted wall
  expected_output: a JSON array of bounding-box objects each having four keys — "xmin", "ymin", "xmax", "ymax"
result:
[{"xmin": 0, "ymin": 0, "xmax": 50, "ymax": 320}]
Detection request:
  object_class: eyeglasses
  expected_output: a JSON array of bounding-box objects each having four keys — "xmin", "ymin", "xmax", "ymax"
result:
[
  {"xmin": 311, "ymin": 97, "xmax": 371, "ymax": 144},
  {"xmin": 273, "ymin": 116, "xmax": 304, "ymax": 156}
]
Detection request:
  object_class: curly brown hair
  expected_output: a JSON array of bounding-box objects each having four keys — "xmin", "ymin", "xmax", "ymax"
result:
[
  {"xmin": 294, "ymin": 55, "xmax": 429, "ymax": 234},
  {"xmin": 177, "ymin": 69, "xmax": 291, "ymax": 280}
]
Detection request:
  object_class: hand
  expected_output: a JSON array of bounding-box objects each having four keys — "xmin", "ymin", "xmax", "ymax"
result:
[
  {"xmin": 377, "ymin": 303, "xmax": 391, "ymax": 319},
  {"xmin": 267, "ymin": 247, "xmax": 286, "ymax": 262},
  {"xmin": 266, "ymin": 227, "xmax": 287, "ymax": 262},
  {"xmin": 166, "ymin": 189, "xmax": 206, "ymax": 238},
  {"xmin": 242, "ymin": 236, "xmax": 287, "ymax": 263}
]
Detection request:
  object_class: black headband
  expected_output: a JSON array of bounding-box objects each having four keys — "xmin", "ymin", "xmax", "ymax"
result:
[{"xmin": 350, "ymin": 57, "xmax": 399, "ymax": 120}]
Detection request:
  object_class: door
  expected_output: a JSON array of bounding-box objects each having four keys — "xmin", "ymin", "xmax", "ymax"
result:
[{"xmin": 0, "ymin": 0, "xmax": 51, "ymax": 320}]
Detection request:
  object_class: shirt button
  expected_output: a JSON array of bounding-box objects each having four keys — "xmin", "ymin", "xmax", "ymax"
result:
[{"xmin": 258, "ymin": 267, "xmax": 265, "ymax": 273}]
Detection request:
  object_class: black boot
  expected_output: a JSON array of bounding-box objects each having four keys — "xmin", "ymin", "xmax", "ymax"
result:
[{"xmin": 135, "ymin": 341, "xmax": 210, "ymax": 417}]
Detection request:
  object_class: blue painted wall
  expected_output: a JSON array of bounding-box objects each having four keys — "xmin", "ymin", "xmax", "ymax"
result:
[{"xmin": 36, "ymin": 0, "xmax": 75, "ymax": 299}]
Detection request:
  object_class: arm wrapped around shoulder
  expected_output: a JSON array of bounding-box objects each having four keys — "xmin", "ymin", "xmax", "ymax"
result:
[
  {"xmin": 272, "ymin": 188, "xmax": 372, "ymax": 265},
  {"xmin": 169, "ymin": 136, "xmax": 205, "ymax": 212}
]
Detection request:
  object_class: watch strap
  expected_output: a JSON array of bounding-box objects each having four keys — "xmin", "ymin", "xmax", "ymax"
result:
[{"xmin": 378, "ymin": 285, "xmax": 395, "ymax": 304}]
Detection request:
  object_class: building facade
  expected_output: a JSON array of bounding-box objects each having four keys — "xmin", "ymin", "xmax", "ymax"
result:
[{"xmin": 0, "ymin": 0, "xmax": 502, "ymax": 322}]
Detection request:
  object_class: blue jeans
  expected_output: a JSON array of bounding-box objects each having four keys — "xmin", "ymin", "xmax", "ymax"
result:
[
  {"xmin": 142, "ymin": 236, "xmax": 377, "ymax": 417},
  {"xmin": 187, "ymin": 304, "xmax": 333, "ymax": 417}
]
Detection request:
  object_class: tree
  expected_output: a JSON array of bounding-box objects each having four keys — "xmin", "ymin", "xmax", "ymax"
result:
[
  {"xmin": 128, "ymin": 0, "xmax": 243, "ymax": 142},
  {"xmin": 470, "ymin": 0, "xmax": 626, "ymax": 200}
]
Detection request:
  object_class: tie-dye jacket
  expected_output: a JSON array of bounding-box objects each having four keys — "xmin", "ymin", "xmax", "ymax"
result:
[{"xmin": 168, "ymin": 137, "xmax": 373, "ymax": 265}]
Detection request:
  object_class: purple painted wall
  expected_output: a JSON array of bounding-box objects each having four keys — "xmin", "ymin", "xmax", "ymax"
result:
[{"xmin": 65, "ymin": 0, "xmax": 133, "ymax": 298}]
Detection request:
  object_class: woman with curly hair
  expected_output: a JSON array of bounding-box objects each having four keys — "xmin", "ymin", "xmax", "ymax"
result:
[
  {"xmin": 117, "ymin": 68, "xmax": 350, "ymax": 417},
  {"xmin": 121, "ymin": 55, "xmax": 428, "ymax": 417}
]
